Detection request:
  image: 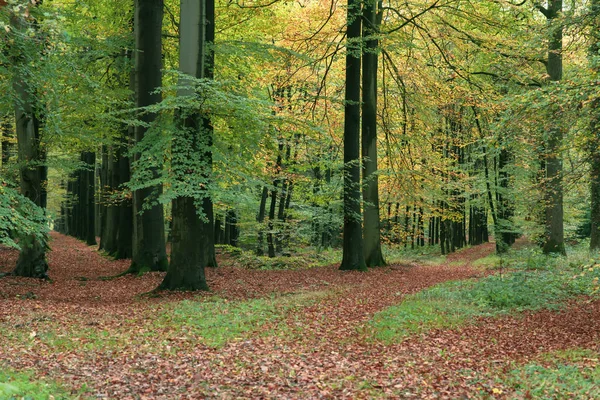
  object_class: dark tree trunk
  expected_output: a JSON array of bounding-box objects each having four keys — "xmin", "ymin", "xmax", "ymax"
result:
[
  {"xmin": 1, "ymin": 116, "xmax": 14, "ymax": 167},
  {"xmin": 114, "ymin": 54, "xmax": 135, "ymax": 261},
  {"xmin": 159, "ymin": 0, "xmax": 214, "ymax": 291},
  {"xmin": 159, "ymin": 195, "xmax": 208, "ymax": 291},
  {"xmin": 256, "ymin": 186, "xmax": 269, "ymax": 255},
  {"xmin": 12, "ymin": 13, "xmax": 48, "ymax": 278},
  {"xmin": 339, "ymin": 0, "xmax": 366, "ymax": 271},
  {"xmin": 540, "ymin": 0, "xmax": 566, "ymax": 255},
  {"xmin": 361, "ymin": 0, "xmax": 385, "ymax": 267},
  {"xmin": 131, "ymin": 0, "xmax": 168, "ymax": 273},
  {"xmin": 101, "ymin": 146, "xmax": 121, "ymax": 254},
  {"xmin": 83, "ymin": 151, "xmax": 96, "ymax": 246},
  {"xmin": 201, "ymin": 0, "xmax": 217, "ymax": 268}
]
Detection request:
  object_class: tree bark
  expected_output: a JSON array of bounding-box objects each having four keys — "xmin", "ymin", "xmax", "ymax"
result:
[
  {"xmin": 159, "ymin": 0, "xmax": 213, "ymax": 291},
  {"xmin": 130, "ymin": 0, "xmax": 168, "ymax": 273},
  {"xmin": 589, "ymin": 0, "xmax": 600, "ymax": 250},
  {"xmin": 540, "ymin": 0, "xmax": 566, "ymax": 255},
  {"xmin": 361, "ymin": 0, "xmax": 386, "ymax": 267},
  {"xmin": 11, "ymin": 12, "xmax": 48, "ymax": 278},
  {"xmin": 340, "ymin": 0, "xmax": 367, "ymax": 271}
]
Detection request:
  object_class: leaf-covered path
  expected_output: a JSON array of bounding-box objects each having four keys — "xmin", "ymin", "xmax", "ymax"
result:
[{"xmin": 1, "ymin": 233, "xmax": 599, "ymax": 398}]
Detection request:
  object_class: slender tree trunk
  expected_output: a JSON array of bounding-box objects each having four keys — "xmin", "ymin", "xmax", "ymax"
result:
[
  {"xmin": 589, "ymin": 0, "xmax": 600, "ymax": 250},
  {"xmin": 131, "ymin": 0, "xmax": 168, "ymax": 273},
  {"xmin": 202, "ymin": 0, "xmax": 217, "ymax": 268},
  {"xmin": 256, "ymin": 186, "xmax": 268, "ymax": 255},
  {"xmin": 83, "ymin": 151, "xmax": 96, "ymax": 246},
  {"xmin": 1, "ymin": 116, "xmax": 13, "ymax": 167},
  {"xmin": 361, "ymin": 0, "xmax": 385, "ymax": 267}
]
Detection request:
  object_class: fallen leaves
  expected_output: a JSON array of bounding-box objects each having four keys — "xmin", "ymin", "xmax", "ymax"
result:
[{"xmin": 1, "ymin": 233, "xmax": 599, "ymax": 398}]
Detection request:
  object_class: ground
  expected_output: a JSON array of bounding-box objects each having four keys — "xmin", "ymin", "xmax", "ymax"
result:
[{"xmin": 0, "ymin": 233, "xmax": 599, "ymax": 399}]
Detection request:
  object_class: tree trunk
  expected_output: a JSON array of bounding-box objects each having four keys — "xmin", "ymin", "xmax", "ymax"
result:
[
  {"xmin": 340, "ymin": 0, "xmax": 367, "ymax": 271},
  {"xmin": 159, "ymin": 0, "xmax": 213, "ymax": 291},
  {"xmin": 12, "ymin": 12, "xmax": 48, "ymax": 278},
  {"xmin": 361, "ymin": 0, "xmax": 385, "ymax": 267},
  {"xmin": 130, "ymin": 0, "xmax": 168, "ymax": 273},
  {"xmin": 256, "ymin": 186, "xmax": 268, "ymax": 255},
  {"xmin": 589, "ymin": 0, "xmax": 600, "ymax": 250},
  {"xmin": 540, "ymin": 0, "xmax": 566, "ymax": 255},
  {"xmin": 83, "ymin": 151, "xmax": 96, "ymax": 246}
]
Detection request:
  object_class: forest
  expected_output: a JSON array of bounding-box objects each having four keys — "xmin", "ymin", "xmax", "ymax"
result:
[{"xmin": 1, "ymin": 0, "xmax": 600, "ymax": 398}]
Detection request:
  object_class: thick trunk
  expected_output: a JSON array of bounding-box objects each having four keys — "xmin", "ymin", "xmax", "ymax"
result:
[
  {"xmin": 340, "ymin": 0, "xmax": 366, "ymax": 271},
  {"xmin": 159, "ymin": 196, "xmax": 208, "ymax": 291},
  {"xmin": 159, "ymin": 0, "xmax": 214, "ymax": 290},
  {"xmin": 12, "ymin": 21, "xmax": 48, "ymax": 278},
  {"xmin": 541, "ymin": 0, "xmax": 566, "ymax": 255},
  {"xmin": 361, "ymin": 0, "xmax": 385, "ymax": 267},
  {"xmin": 131, "ymin": 0, "xmax": 168, "ymax": 272}
]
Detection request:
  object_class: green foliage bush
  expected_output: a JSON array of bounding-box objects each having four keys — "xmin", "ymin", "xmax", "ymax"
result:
[{"xmin": 0, "ymin": 184, "xmax": 49, "ymax": 251}]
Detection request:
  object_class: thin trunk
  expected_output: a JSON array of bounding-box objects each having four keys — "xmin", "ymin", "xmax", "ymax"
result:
[
  {"xmin": 256, "ymin": 186, "xmax": 269, "ymax": 255},
  {"xmin": 590, "ymin": 0, "xmax": 600, "ymax": 250}
]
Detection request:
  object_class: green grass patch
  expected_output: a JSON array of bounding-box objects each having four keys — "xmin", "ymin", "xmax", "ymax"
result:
[
  {"xmin": 502, "ymin": 348, "xmax": 600, "ymax": 399},
  {"xmin": 0, "ymin": 368, "xmax": 84, "ymax": 399},
  {"xmin": 369, "ymin": 265, "xmax": 600, "ymax": 343},
  {"xmin": 228, "ymin": 248, "xmax": 342, "ymax": 270},
  {"xmin": 157, "ymin": 291, "xmax": 329, "ymax": 347}
]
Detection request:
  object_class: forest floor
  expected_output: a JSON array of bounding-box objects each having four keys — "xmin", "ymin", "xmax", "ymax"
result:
[{"xmin": 1, "ymin": 232, "xmax": 599, "ymax": 399}]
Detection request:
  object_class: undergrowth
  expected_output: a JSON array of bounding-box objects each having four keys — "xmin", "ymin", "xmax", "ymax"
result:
[
  {"xmin": 502, "ymin": 348, "xmax": 600, "ymax": 399},
  {"xmin": 370, "ymin": 243, "xmax": 600, "ymax": 343},
  {"xmin": 0, "ymin": 368, "xmax": 84, "ymax": 400}
]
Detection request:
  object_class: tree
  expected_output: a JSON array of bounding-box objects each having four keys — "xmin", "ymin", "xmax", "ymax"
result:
[
  {"xmin": 589, "ymin": 0, "xmax": 600, "ymax": 250},
  {"xmin": 130, "ymin": 0, "xmax": 168, "ymax": 273},
  {"xmin": 340, "ymin": 0, "xmax": 367, "ymax": 271},
  {"xmin": 10, "ymin": 2, "xmax": 49, "ymax": 278},
  {"xmin": 361, "ymin": 0, "xmax": 386, "ymax": 267},
  {"xmin": 158, "ymin": 0, "xmax": 213, "ymax": 291},
  {"xmin": 537, "ymin": 0, "xmax": 566, "ymax": 255}
]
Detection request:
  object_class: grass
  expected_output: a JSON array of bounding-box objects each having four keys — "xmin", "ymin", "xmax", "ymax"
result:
[
  {"xmin": 1, "ymin": 291, "xmax": 331, "ymax": 355},
  {"xmin": 156, "ymin": 291, "xmax": 330, "ymax": 347},
  {"xmin": 0, "ymin": 368, "xmax": 85, "ymax": 400},
  {"xmin": 502, "ymin": 348, "xmax": 600, "ymax": 399},
  {"xmin": 369, "ymin": 243, "xmax": 600, "ymax": 343}
]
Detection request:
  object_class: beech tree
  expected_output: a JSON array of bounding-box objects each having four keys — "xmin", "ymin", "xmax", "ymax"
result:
[
  {"xmin": 340, "ymin": 0, "xmax": 367, "ymax": 271},
  {"xmin": 130, "ymin": 0, "xmax": 168, "ymax": 273},
  {"xmin": 362, "ymin": 0, "xmax": 386, "ymax": 267},
  {"xmin": 9, "ymin": 1, "xmax": 49, "ymax": 278},
  {"xmin": 589, "ymin": 0, "xmax": 600, "ymax": 250},
  {"xmin": 158, "ymin": 0, "xmax": 214, "ymax": 291},
  {"xmin": 537, "ymin": 0, "xmax": 566, "ymax": 255}
]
